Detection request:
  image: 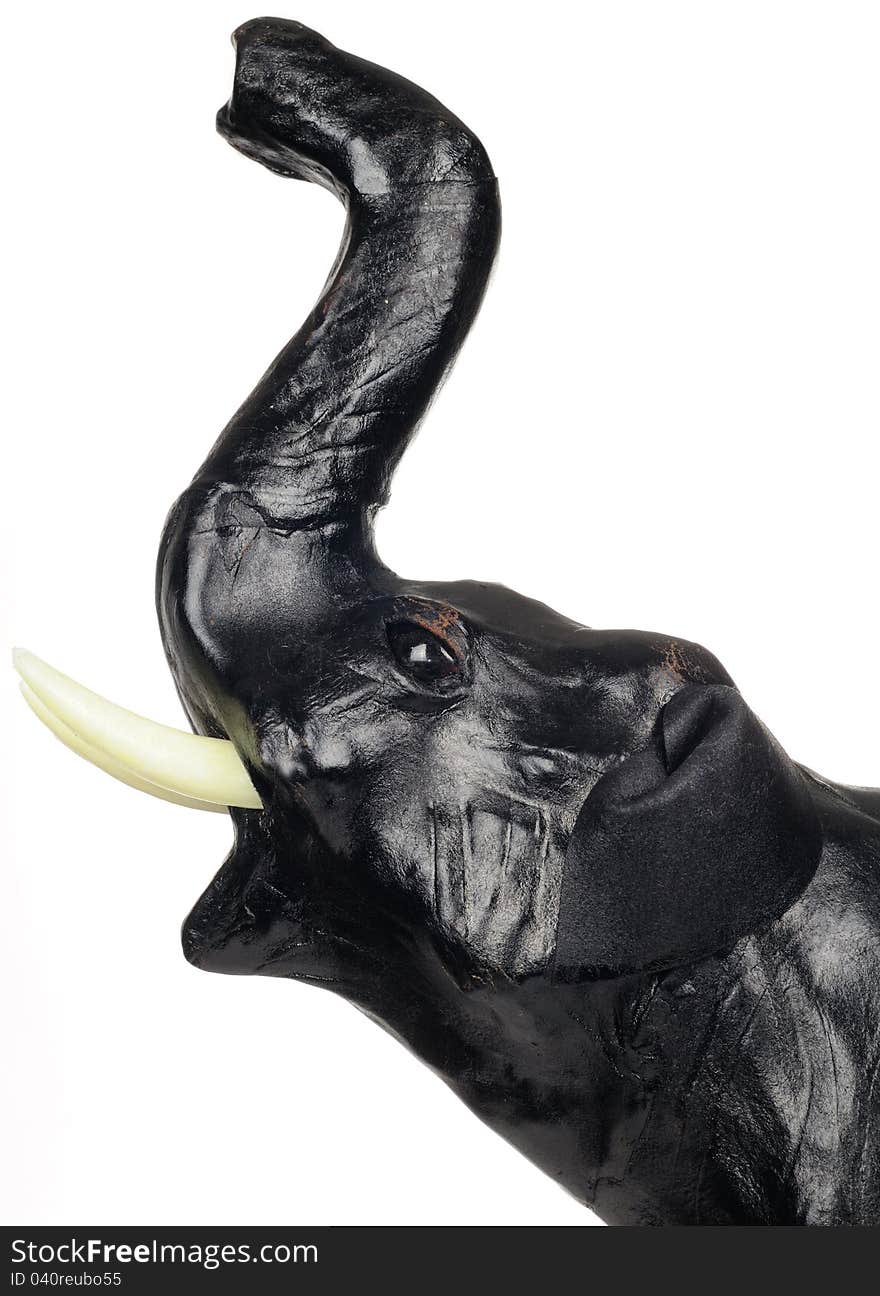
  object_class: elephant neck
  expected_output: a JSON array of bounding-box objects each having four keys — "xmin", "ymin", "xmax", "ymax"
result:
[{"xmin": 350, "ymin": 932, "xmax": 840, "ymax": 1224}]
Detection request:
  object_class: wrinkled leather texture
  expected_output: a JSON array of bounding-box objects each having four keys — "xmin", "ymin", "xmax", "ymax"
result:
[{"xmin": 156, "ymin": 18, "xmax": 880, "ymax": 1224}]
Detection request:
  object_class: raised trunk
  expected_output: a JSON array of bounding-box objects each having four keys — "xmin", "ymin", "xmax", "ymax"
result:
[
  {"xmin": 157, "ymin": 17, "xmax": 500, "ymax": 745},
  {"xmin": 194, "ymin": 18, "xmax": 501, "ymax": 538}
]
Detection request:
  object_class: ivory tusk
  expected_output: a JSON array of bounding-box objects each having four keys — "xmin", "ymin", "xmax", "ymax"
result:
[
  {"xmin": 19, "ymin": 682, "xmax": 229, "ymax": 813},
  {"xmin": 13, "ymin": 649, "xmax": 263, "ymax": 811}
]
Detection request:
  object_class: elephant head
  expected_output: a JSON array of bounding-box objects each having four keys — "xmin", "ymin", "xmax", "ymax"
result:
[{"xmin": 25, "ymin": 18, "xmax": 869, "ymax": 1224}]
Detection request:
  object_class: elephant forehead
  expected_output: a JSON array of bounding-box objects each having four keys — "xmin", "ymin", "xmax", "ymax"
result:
[
  {"xmin": 409, "ymin": 579, "xmax": 732, "ymax": 700},
  {"xmin": 403, "ymin": 578, "xmax": 592, "ymax": 644}
]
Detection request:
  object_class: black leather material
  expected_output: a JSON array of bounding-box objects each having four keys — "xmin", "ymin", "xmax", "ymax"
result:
[{"xmin": 153, "ymin": 18, "xmax": 880, "ymax": 1224}]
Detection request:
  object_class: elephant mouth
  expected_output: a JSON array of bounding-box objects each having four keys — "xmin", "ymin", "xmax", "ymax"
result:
[
  {"xmin": 182, "ymin": 872, "xmax": 343, "ymax": 982},
  {"xmin": 180, "ymin": 807, "xmax": 396, "ymax": 991}
]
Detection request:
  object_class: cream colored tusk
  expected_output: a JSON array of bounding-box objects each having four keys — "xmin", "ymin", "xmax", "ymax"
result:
[
  {"xmin": 13, "ymin": 649, "xmax": 263, "ymax": 810},
  {"xmin": 19, "ymin": 683, "xmax": 228, "ymax": 813}
]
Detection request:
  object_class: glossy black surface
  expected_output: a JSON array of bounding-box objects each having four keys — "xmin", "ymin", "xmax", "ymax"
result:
[{"xmin": 157, "ymin": 18, "xmax": 880, "ymax": 1224}]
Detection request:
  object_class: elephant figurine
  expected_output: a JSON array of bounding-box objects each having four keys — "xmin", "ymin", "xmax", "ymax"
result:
[{"xmin": 16, "ymin": 17, "xmax": 880, "ymax": 1225}]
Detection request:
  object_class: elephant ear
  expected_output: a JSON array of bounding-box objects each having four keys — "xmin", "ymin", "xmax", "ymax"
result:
[{"xmin": 553, "ymin": 685, "xmax": 822, "ymax": 979}]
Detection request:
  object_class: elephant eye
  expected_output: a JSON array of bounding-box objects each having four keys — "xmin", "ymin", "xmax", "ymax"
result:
[{"xmin": 387, "ymin": 621, "xmax": 463, "ymax": 685}]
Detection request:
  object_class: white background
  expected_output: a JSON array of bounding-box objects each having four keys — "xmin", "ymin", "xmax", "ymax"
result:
[{"xmin": 2, "ymin": 1, "xmax": 878, "ymax": 1226}]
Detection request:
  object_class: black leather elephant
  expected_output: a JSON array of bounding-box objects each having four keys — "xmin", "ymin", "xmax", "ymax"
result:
[{"xmin": 17, "ymin": 18, "xmax": 880, "ymax": 1225}]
